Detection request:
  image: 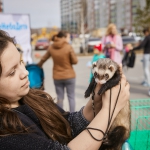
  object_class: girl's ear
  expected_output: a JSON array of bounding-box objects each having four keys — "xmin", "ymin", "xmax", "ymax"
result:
[{"xmin": 108, "ymin": 65, "xmax": 114, "ymax": 72}]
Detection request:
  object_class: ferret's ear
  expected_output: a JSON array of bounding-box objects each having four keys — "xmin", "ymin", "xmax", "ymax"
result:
[
  {"xmin": 92, "ymin": 61, "xmax": 97, "ymax": 68},
  {"xmin": 108, "ymin": 65, "xmax": 114, "ymax": 72}
]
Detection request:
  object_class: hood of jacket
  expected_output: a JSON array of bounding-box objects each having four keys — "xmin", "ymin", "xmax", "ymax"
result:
[{"xmin": 52, "ymin": 37, "xmax": 67, "ymax": 49}]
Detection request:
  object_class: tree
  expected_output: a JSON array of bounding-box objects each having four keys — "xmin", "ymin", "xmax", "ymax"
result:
[
  {"xmin": 79, "ymin": 0, "xmax": 88, "ymax": 54},
  {"xmin": 133, "ymin": 0, "xmax": 150, "ymax": 35}
]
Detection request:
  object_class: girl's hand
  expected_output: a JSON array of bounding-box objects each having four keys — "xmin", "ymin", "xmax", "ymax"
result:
[
  {"xmin": 102, "ymin": 75, "xmax": 130, "ymax": 113},
  {"xmin": 102, "ymin": 64, "xmax": 130, "ymax": 113},
  {"xmin": 110, "ymin": 42, "xmax": 116, "ymax": 48},
  {"xmin": 92, "ymin": 83, "xmax": 102, "ymax": 105},
  {"xmin": 104, "ymin": 60, "xmax": 129, "ymax": 114}
]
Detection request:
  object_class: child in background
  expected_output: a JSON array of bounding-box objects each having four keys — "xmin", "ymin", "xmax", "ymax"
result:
[
  {"xmin": 125, "ymin": 43, "xmax": 133, "ymax": 53},
  {"xmin": 89, "ymin": 44, "xmax": 106, "ymax": 82},
  {"xmin": 122, "ymin": 43, "xmax": 133, "ymax": 67}
]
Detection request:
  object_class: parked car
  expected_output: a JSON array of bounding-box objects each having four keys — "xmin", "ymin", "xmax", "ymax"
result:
[
  {"xmin": 122, "ymin": 36, "xmax": 141, "ymax": 48},
  {"xmin": 87, "ymin": 37, "xmax": 101, "ymax": 53},
  {"xmin": 35, "ymin": 38, "xmax": 49, "ymax": 50},
  {"xmin": 80, "ymin": 37, "xmax": 101, "ymax": 53}
]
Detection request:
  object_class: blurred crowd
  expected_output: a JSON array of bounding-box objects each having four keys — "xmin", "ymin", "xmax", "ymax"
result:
[{"xmin": 31, "ymin": 23, "xmax": 150, "ymax": 112}]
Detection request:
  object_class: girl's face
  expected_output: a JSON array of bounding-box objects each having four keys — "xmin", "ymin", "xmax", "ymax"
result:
[
  {"xmin": 94, "ymin": 48, "xmax": 100, "ymax": 54},
  {"xmin": 0, "ymin": 42, "xmax": 29, "ymax": 107}
]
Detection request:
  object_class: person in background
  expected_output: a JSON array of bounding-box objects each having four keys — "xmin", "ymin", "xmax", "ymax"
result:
[
  {"xmin": 88, "ymin": 44, "xmax": 106, "ymax": 82},
  {"xmin": 101, "ymin": 23, "xmax": 123, "ymax": 64},
  {"xmin": 38, "ymin": 31, "xmax": 78, "ymax": 112},
  {"xmin": 122, "ymin": 43, "xmax": 133, "ymax": 67},
  {"xmin": 0, "ymin": 29, "xmax": 130, "ymax": 150},
  {"xmin": 50, "ymin": 34, "xmax": 57, "ymax": 44},
  {"xmin": 132, "ymin": 27, "xmax": 150, "ymax": 89}
]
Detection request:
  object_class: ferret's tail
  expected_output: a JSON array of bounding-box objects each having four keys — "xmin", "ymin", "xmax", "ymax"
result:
[{"xmin": 99, "ymin": 126, "xmax": 128, "ymax": 150}]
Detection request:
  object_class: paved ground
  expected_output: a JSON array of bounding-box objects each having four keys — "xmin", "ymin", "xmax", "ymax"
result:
[{"xmin": 32, "ymin": 50, "xmax": 150, "ymax": 112}]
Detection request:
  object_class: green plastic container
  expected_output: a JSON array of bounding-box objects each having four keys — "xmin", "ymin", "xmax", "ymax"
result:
[{"xmin": 128, "ymin": 99, "xmax": 150, "ymax": 150}]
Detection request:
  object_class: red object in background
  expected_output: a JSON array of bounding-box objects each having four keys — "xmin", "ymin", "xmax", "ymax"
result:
[
  {"xmin": 35, "ymin": 38, "xmax": 49, "ymax": 50},
  {"xmin": 94, "ymin": 44, "xmax": 102, "ymax": 52},
  {"xmin": 34, "ymin": 53, "xmax": 41, "ymax": 58}
]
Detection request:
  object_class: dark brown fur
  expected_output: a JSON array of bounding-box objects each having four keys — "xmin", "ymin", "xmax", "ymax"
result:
[{"xmin": 85, "ymin": 59, "xmax": 131, "ymax": 150}]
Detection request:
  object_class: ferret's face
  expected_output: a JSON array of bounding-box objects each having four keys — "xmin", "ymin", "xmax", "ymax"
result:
[{"xmin": 92, "ymin": 61, "xmax": 116, "ymax": 84}]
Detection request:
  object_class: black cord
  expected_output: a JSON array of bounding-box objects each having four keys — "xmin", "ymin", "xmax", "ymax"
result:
[
  {"xmin": 108, "ymin": 84, "xmax": 121, "ymax": 130},
  {"xmin": 91, "ymin": 82, "xmax": 97, "ymax": 117},
  {"xmin": 86, "ymin": 83, "xmax": 122, "ymax": 142},
  {"xmin": 86, "ymin": 127, "xmax": 105, "ymax": 141}
]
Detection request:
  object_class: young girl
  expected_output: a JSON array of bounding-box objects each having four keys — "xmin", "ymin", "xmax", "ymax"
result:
[
  {"xmin": 0, "ymin": 30, "xmax": 130, "ymax": 150},
  {"xmin": 122, "ymin": 43, "xmax": 133, "ymax": 67},
  {"xmin": 89, "ymin": 44, "xmax": 106, "ymax": 82}
]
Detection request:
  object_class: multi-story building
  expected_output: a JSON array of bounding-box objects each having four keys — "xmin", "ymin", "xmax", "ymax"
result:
[
  {"xmin": 100, "ymin": 0, "xmax": 145, "ymax": 32},
  {"xmin": 87, "ymin": 0, "xmax": 95, "ymax": 31},
  {"xmin": 60, "ymin": 0, "xmax": 146, "ymax": 34},
  {"xmin": 61, "ymin": 0, "xmax": 70, "ymax": 31},
  {"xmin": 116, "ymin": 0, "xmax": 126, "ymax": 30},
  {"xmin": 110, "ymin": 0, "xmax": 117, "ymax": 25},
  {"xmin": 124, "ymin": 0, "xmax": 132, "ymax": 32},
  {"xmin": 61, "ymin": 0, "xmax": 82, "ymax": 33},
  {"xmin": 61, "ymin": 0, "xmax": 99, "ymax": 33},
  {"xmin": 87, "ymin": 0, "xmax": 110, "ymax": 31},
  {"xmin": 99, "ymin": 0, "xmax": 110, "ymax": 28}
]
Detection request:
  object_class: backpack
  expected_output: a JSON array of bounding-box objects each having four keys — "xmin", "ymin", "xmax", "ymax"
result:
[
  {"xmin": 26, "ymin": 64, "xmax": 44, "ymax": 89},
  {"xmin": 127, "ymin": 51, "xmax": 136, "ymax": 68},
  {"xmin": 122, "ymin": 51, "xmax": 136, "ymax": 68}
]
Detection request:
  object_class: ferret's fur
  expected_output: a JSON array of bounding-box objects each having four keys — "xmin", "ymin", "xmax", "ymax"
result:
[{"xmin": 85, "ymin": 58, "xmax": 131, "ymax": 150}]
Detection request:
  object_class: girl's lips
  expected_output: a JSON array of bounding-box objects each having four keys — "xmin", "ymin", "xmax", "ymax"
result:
[{"xmin": 21, "ymin": 80, "xmax": 30, "ymax": 87}]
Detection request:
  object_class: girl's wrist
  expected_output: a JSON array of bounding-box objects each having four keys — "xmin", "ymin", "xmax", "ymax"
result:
[{"xmin": 101, "ymin": 107, "xmax": 120, "ymax": 119}]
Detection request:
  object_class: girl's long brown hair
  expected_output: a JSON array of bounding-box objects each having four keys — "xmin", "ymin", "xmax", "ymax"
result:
[
  {"xmin": 0, "ymin": 30, "xmax": 72, "ymax": 143},
  {"xmin": 24, "ymin": 89, "xmax": 72, "ymax": 143}
]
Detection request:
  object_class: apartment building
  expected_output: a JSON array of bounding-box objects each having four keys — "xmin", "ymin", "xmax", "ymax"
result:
[
  {"xmin": 60, "ymin": 0, "xmax": 146, "ymax": 33},
  {"xmin": 106, "ymin": 0, "xmax": 145, "ymax": 32},
  {"xmin": 85, "ymin": 0, "xmax": 110, "ymax": 31},
  {"xmin": 61, "ymin": 0, "xmax": 81, "ymax": 33},
  {"xmin": 86, "ymin": 0, "xmax": 95, "ymax": 31}
]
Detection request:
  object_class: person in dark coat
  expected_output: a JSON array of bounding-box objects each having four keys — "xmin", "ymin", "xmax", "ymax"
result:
[{"xmin": 132, "ymin": 27, "xmax": 150, "ymax": 87}]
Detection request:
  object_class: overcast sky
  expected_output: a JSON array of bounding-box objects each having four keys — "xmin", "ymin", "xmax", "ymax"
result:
[{"xmin": 3, "ymin": 0, "xmax": 61, "ymax": 28}]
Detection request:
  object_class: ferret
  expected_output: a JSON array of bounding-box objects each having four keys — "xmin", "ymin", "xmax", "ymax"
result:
[{"xmin": 85, "ymin": 58, "xmax": 131, "ymax": 150}]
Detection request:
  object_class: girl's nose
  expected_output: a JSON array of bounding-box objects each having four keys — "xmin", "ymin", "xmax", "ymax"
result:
[{"xmin": 20, "ymin": 67, "xmax": 29, "ymax": 79}]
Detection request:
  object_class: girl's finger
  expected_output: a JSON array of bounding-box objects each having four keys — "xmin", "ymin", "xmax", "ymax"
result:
[
  {"xmin": 120, "ymin": 76, "xmax": 127, "ymax": 87},
  {"xmin": 119, "ymin": 64, "xmax": 123, "ymax": 74}
]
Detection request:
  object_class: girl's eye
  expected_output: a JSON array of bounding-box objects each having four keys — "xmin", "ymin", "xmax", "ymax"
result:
[{"xmin": 9, "ymin": 70, "xmax": 16, "ymax": 76}]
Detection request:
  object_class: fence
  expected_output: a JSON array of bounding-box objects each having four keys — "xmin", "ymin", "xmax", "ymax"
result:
[{"xmin": 128, "ymin": 99, "xmax": 150, "ymax": 150}]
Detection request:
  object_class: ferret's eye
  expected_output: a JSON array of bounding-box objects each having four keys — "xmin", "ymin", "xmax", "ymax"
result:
[{"xmin": 105, "ymin": 73, "xmax": 109, "ymax": 79}]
